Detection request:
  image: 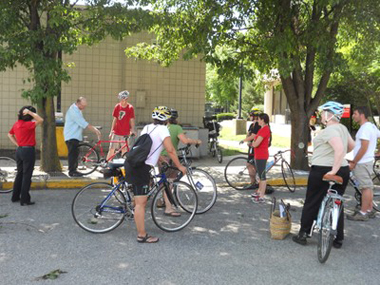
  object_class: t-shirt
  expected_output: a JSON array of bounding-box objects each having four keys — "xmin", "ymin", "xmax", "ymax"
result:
[
  {"xmin": 9, "ymin": 120, "xmax": 37, "ymax": 146},
  {"xmin": 161, "ymin": 124, "xmax": 184, "ymax": 156},
  {"xmin": 141, "ymin": 124, "xmax": 170, "ymax": 167},
  {"xmin": 254, "ymin": 125, "xmax": 270, "ymax": 160},
  {"xmin": 312, "ymin": 124, "xmax": 350, "ymax": 167},
  {"xmin": 112, "ymin": 103, "xmax": 135, "ymax": 136},
  {"xmin": 353, "ymin": 122, "xmax": 380, "ymax": 164},
  {"xmin": 248, "ymin": 122, "xmax": 261, "ymax": 156}
]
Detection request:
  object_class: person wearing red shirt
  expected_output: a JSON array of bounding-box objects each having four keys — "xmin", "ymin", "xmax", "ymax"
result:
[
  {"xmin": 250, "ymin": 113, "xmax": 271, "ymax": 203},
  {"xmin": 107, "ymin": 90, "xmax": 136, "ymax": 160},
  {"xmin": 8, "ymin": 106, "xmax": 43, "ymax": 206}
]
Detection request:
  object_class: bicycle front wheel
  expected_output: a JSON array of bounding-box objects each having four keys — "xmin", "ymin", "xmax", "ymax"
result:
[
  {"xmin": 224, "ymin": 157, "xmax": 253, "ymax": 190},
  {"xmin": 216, "ymin": 146, "xmax": 223, "ymax": 164},
  {"xmin": 180, "ymin": 168, "xmax": 217, "ymax": 214},
  {"xmin": 72, "ymin": 182, "xmax": 126, "ymax": 233},
  {"xmin": 0, "ymin": 157, "xmax": 17, "ymax": 193},
  {"xmin": 151, "ymin": 181, "xmax": 198, "ymax": 232},
  {"xmin": 317, "ymin": 199, "xmax": 334, "ymax": 263},
  {"xmin": 281, "ymin": 160, "xmax": 296, "ymax": 192},
  {"xmin": 76, "ymin": 143, "xmax": 100, "ymax": 175}
]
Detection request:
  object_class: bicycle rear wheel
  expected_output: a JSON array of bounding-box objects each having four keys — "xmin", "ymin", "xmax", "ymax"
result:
[
  {"xmin": 72, "ymin": 182, "xmax": 126, "ymax": 233},
  {"xmin": 0, "ymin": 157, "xmax": 17, "ymax": 193},
  {"xmin": 151, "ymin": 181, "xmax": 198, "ymax": 232},
  {"xmin": 224, "ymin": 157, "xmax": 253, "ymax": 190},
  {"xmin": 76, "ymin": 143, "xmax": 100, "ymax": 175},
  {"xmin": 216, "ymin": 146, "xmax": 223, "ymax": 163},
  {"xmin": 281, "ymin": 160, "xmax": 296, "ymax": 192},
  {"xmin": 317, "ymin": 199, "xmax": 334, "ymax": 263},
  {"xmin": 180, "ymin": 168, "xmax": 217, "ymax": 214},
  {"xmin": 373, "ymin": 157, "xmax": 380, "ymax": 182}
]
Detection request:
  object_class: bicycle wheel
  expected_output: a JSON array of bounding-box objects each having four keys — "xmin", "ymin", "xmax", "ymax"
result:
[
  {"xmin": 76, "ymin": 143, "xmax": 100, "ymax": 175},
  {"xmin": 0, "ymin": 157, "xmax": 17, "ymax": 193},
  {"xmin": 373, "ymin": 157, "xmax": 380, "ymax": 182},
  {"xmin": 216, "ymin": 146, "xmax": 223, "ymax": 164},
  {"xmin": 281, "ymin": 160, "xmax": 296, "ymax": 192},
  {"xmin": 210, "ymin": 142, "xmax": 216, "ymax": 157},
  {"xmin": 317, "ymin": 199, "xmax": 334, "ymax": 263},
  {"xmin": 373, "ymin": 186, "xmax": 380, "ymax": 212},
  {"xmin": 72, "ymin": 182, "xmax": 126, "ymax": 233},
  {"xmin": 151, "ymin": 181, "xmax": 197, "ymax": 232},
  {"xmin": 224, "ymin": 156, "xmax": 253, "ymax": 190},
  {"xmin": 180, "ymin": 168, "xmax": 217, "ymax": 214}
]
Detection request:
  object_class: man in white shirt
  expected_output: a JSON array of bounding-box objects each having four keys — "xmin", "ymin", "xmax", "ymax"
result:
[{"xmin": 348, "ymin": 106, "xmax": 380, "ymax": 221}]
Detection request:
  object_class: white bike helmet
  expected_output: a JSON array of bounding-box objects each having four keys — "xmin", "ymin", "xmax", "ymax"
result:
[
  {"xmin": 152, "ymin": 106, "xmax": 171, "ymax": 121},
  {"xmin": 118, "ymin": 90, "xmax": 129, "ymax": 100},
  {"xmin": 318, "ymin": 101, "xmax": 344, "ymax": 120}
]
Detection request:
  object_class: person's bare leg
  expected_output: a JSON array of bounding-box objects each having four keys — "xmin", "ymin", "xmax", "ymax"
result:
[
  {"xmin": 106, "ymin": 148, "xmax": 115, "ymax": 160},
  {"xmin": 258, "ymin": 180, "xmax": 267, "ymax": 198},
  {"xmin": 247, "ymin": 163, "xmax": 257, "ymax": 185},
  {"xmin": 134, "ymin": 196, "xmax": 158, "ymax": 242},
  {"xmin": 361, "ymin": 188, "xmax": 373, "ymax": 212}
]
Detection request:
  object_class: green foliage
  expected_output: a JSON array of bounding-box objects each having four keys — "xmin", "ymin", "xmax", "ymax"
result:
[{"xmin": 216, "ymin": 113, "xmax": 235, "ymax": 122}]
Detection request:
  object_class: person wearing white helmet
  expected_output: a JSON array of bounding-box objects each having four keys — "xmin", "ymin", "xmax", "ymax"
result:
[
  {"xmin": 106, "ymin": 90, "xmax": 136, "ymax": 160},
  {"xmin": 123, "ymin": 106, "xmax": 186, "ymax": 243},
  {"xmin": 293, "ymin": 101, "xmax": 355, "ymax": 249}
]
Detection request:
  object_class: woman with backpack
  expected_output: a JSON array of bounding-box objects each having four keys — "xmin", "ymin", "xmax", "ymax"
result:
[{"xmin": 124, "ymin": 106, "xmax": 186, "ymax": 243}]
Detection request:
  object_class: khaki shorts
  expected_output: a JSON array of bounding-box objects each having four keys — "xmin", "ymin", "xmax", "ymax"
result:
[
  {"xmin": 353, "ymin": 161, "xmax": 375, "ymax": 190},
  {"xmin": 109, "ymin": 134, "xmax": 128, "ymax": 150}
]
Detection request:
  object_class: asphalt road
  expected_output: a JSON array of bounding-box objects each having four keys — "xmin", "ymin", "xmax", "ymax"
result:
[{"xmin": 0, "ymin": 184, "xmax": 379, "ymax": 285}]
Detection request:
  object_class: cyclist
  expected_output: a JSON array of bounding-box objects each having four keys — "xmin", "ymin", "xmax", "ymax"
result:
[
  {"xmin": 106, "ymin": 90, "xmax": 136, "ymax": 160},
  {"xmin": 293, "ymin": 101, "xmax": 355, "ymax": 248},
  {"xmin": 347, "ymin": 106, "xmax": 380, "ymax": 221},
  {"xmin": 240, "ymin": 107, "xmax": 261, "ymax": 190},
  {"xmin": 249, "ymin": 113, "xmax": 272, "ymax": 203},
  {"xmin": 123, "ymin": 106, "xmax": 186, "ymax": 243},
  {"xmin": 158, "ymin": 108, "xmax": 202, "ymax": 215}
]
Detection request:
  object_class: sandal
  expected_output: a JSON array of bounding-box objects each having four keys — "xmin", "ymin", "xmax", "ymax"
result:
[
  {"xmin": 137, "ymin": 234, "xmax": 159, "ymax": 243},
  {"xmin": 164, "ymin": 211, "xmax": 181, "ymax": 217}
]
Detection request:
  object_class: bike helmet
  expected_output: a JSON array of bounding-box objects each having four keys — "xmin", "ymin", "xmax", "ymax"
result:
[
  {"xmin": 118, "ymin": 90, "xmax": 129, "ymax": 100},
  {"xmin": 152, "ymin": 106, "xmax": 171, "ymax": 121},
  {"xmin": 170, "ymin": 108, "xmax": 178, "ymax": 119},
  {"xmin": 318, "ymin": 101, "xmax": 344, "ymax": 120},
  {"xmin": 249, "ymin": 107, "xmax": 261, "ymax": 116}
]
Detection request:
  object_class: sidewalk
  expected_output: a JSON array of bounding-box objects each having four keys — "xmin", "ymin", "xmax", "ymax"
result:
[{"xmin": 25, "ymin": 144, "xmax": 309, "ymax": 190}]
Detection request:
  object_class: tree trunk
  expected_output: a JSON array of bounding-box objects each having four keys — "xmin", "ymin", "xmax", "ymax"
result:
[
  {"xmin": 39, "ymin": 96, "xmax": 62, "ymax": 172},
  {"xmin": 289, "ymin": 108, "xmax": 310, "ymax": 171}
]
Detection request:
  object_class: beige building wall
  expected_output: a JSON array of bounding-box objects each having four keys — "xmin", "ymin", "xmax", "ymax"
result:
[{"xmin": 0, "ymin": 33, "xmax": 206, "ymax": 150}]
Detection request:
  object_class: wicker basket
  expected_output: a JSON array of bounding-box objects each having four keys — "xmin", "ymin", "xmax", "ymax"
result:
[{"xmin": 270, "ymin": 210, "xmax": 292, "ymax": 240}]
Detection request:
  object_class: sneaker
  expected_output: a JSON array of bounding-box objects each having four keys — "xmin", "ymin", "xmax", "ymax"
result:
[
  {"xmin": 292, "ymin": 232, "xmax": 308, "ymax": 245},
  {"xmin": 333, "ymin": 239, "xmax": 343, "ymax": 249},
  {"xmin": 367, "ymin": 209, "xmax": 377, "ymax": 219},
  {"xmin": 251, "ymin": 192, "xmax": 259, "ymax": 198},
  {"xmin": 347, "ymin": 211, "xmax": 369, "ymax": 221},
  {"xmin": 252, "ymin": 197, "xmax": 265, "ymax": 203},
  {"xmin": 243, "ymin": 184, "xmax": 259, "ymax": 190},
  {"xmin": 265, "ymin": 185, "xmax": 275, "ymax": 195},
  {"xmin": 69, "ymin": 171, "xmax": 83, "ymax": 177}
]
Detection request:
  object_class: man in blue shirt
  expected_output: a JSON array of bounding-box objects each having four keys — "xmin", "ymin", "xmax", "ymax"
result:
[{"xmin": 64, "ymin": 97, "xmax": 101, "ymax": 177}]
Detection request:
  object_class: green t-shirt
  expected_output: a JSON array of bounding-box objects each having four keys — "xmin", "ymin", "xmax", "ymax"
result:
[
  {"xmin": 161, "ymin": 124, "xmax": 184, "ymax": 156},
  {"xmin": 312, "ymin": 124, "xmax": 350, "ymax": 167}
]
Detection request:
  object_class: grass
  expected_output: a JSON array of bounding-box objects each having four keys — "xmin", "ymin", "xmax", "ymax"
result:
[
  {"xmin": 221, "ymin": 146, "xmax": 245, "ymax": 156},
  {"xmin": 220, "ymin": 126, "xmax": 290, "ymax": 148}
]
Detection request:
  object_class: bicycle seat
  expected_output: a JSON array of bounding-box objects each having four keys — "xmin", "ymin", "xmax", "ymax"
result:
[
  {"xmin": 322, "ymin": 174, "xmax": 343, "ymax": 185},
  {"xmin": 108, "ymin": 161, "xmax": 125, "ymax": 169}
]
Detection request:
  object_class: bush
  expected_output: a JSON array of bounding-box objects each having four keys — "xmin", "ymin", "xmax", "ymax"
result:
[{"xmin": 216, "ymin": 113, "xmax": 235, "ymax": 122}]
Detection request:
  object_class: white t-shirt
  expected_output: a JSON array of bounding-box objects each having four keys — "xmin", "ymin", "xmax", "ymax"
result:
[
  {"xmin": 353, "ymin": 122, "xmax": 380, "ymax": 164},
  {"xmin": 141, "ymin": 124, "xmax": 170, "ymax": 167}
]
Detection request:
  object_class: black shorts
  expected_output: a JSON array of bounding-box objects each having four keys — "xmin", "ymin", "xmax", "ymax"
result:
[
  {"xmin": 124, "ymin": 161, "xmax": 152, "ymax": 196},
  {"xmin": 255, "ymin": 159, "xmax": 267, "ymax": 181},
  {"xmin": 247, "ymin": 155, "xmax": 255, "ymax": 165}
]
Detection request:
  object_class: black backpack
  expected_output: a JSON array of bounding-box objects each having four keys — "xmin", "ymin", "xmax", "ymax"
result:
[{"xmin": 126, "ymin": 126, "xmax": 161, "ymax": 167}]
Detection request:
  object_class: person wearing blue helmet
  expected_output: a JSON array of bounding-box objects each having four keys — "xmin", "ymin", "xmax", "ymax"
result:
[{"xmin": 293, "ymin": 101, "xmax": 355, "ymax": 249}]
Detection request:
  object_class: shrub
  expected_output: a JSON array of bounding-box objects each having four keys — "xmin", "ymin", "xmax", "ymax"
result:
[{"xmin": 216, "ymin": 113, "xmax": 235, "ymax": 122}]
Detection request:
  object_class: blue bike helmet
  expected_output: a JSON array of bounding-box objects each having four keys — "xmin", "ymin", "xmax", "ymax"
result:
[{"xmin": 318, "ymin": 101, "xmax": 344, "ymax": 120}]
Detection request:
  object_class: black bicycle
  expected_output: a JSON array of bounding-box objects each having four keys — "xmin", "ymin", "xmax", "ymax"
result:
[{"xmin": 203, "ymin": 115, "xmax": 223, "ymax": 163}]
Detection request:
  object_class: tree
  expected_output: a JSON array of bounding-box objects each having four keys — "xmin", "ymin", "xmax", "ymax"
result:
[
  {"xmin": 127, "ymin": 0, "xmax": 380, "ymax": 169},
  {"xmin": 0, "ymin": 0, "xmax": 149, "ymax": 171}
]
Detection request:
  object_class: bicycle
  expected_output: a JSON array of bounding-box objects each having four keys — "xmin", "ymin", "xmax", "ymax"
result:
[
  {"xmin": 349, "ymin": 171, "xmax": 380, "ymax": 212},
  {"xmin": 76, "ymin": 132, "xmax": 134, "ymax": 175},
  {"xmin": 309, "ymin": 174, "xmax": 345, "ymax": 263},
  {"xmin": 373, "ymin": 154, "xmax": 380, "ymax": 182},
  {"xmin": 71, "ymin": 162, "xmax": 198, "ymax": 233},
  {"xmin": 0, "ymin": 156, "xmax": 50, "ymax": 193},
  {"xmin": 176, "ymin": 144, "xmax": 217, "ymax": 214},
  {"xmin": 224, "ymin": 150, "xmax": 296, "ymax": 192},
  {"xmin": 203, "ymin": 116, "xmax": 223, "ymax": 163}
]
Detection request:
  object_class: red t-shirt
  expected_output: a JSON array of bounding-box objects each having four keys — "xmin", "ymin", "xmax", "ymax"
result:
[
  {"xmin": 112, "ymin": 103, "xmax": 135, "ymax": 136},
  {"xmin": 9, "ymin": 120, "xmax": 37, "ymax": 146},
  {"xmin": 254, "ymin": 125, "xmax": 270, "ymax": 160}
]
